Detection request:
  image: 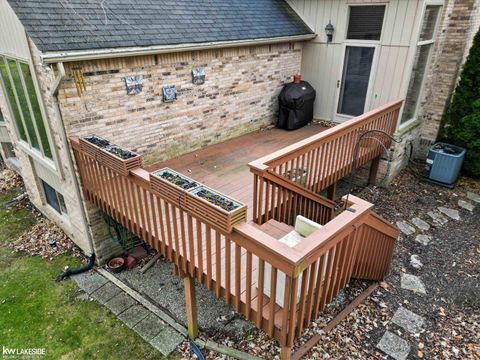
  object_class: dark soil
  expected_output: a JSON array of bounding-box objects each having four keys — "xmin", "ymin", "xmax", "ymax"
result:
[
  {"xmin": 195, "ymin": 188, "xmax": 240, "ymax": 212},
  {"xmin": 159, "ymin": 171, "xmax": 198, "ymax": 190},
  {"xmin": 104, "ymin": 145, "xmax": 136, "ymax": 160},
  {"xmin": 84, "ymin": 135, "xmax": 110, "ymax": 148}
]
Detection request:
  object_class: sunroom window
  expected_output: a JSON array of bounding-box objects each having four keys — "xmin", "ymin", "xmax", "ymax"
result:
[
  {"xmin": 401, "ymin": 5, "xmax": 441, "ymax": 124},
  {"xmin": 0, "ymin": 56, "xmax": 52, "ymax": 159}
]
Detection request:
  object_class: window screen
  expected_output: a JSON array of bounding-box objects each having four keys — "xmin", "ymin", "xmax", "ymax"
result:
[{"xmin": 347, "ymin": 6, "xmax": 386, "ymax": 40}]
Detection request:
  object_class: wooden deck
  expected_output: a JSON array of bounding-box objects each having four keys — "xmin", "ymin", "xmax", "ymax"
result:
[
  {"xmin": 70, "ymin": 100, "xmax": 402, "ymax": 359},
  {"xmin": 147, "ymin": 124, "xmax": 328, "ymax": 222}
]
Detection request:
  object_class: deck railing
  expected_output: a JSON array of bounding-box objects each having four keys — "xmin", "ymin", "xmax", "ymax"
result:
[
  {"xmin": 71, "ymin": 99, "xmax": 401, "ymax": 359},
  {"xmin": 249, "ymin": 100, "xmax": 403, "ymax": 201}
]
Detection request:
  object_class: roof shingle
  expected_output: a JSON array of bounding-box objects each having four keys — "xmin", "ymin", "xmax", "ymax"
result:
[{"xmin": 7, "ymin": 0, "xmax": 313, "ymax": 53}]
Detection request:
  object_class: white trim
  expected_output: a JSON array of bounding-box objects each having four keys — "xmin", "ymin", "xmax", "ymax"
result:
[
  {"xmin": 17, "ymin": 141, "xmax": 57, "ymax": 172},
  {"xmin": 398, "ymin": 3, "xmax": 443, "ymax": 129},
  {"xmin": 40, "ymin": 34, "xmax": 317, "ymax": 64}
]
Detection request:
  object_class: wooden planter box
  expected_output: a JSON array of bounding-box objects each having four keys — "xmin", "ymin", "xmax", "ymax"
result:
[
  {"xmin": 79, "ymin": 135, "xmax": 111, "ymax": 159},
  {"xmin": 185, "ymin": 185, "xmax": 247, "ymax": 233},
  {"xmin": 80, "ymin": 135, "xmax": 143, "ymax": 176},
  {"xmin": 150, "ymin": 168, "xmax": 199, "ymax": 204}
]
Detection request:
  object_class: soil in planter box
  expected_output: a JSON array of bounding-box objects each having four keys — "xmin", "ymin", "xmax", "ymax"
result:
[
  {"xmin": 195, "ymin": 189, "xmax": 239, "ymax": 212},
  {"xmin": 160, "ymin": 172, "xmax": 198, "ymax": 190},
  {"xmin": 85, "ymin": 135, "xmax": 110, "ymax": 149},
  {"xmin": 105, "ymin": 145, "xmax": 136, "ymax": 160}
]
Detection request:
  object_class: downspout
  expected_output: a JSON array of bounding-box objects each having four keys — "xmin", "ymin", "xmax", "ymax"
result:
[{"xmin": 52, "ymin": 62, "xmax": 96, "ymax": 257}]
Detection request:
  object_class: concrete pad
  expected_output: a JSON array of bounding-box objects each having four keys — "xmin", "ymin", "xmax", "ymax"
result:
[
  {"xmin": 104, "ymin": 292, "xmax": 136, "ymax": 315},
  {"xmin": 427, "ymin": 211, "xmax": 448, "ymax": 225},
  {"xmin": 401, "ymin": 274, "xmax": 426, "ymax": 294},
  {"xmin": 150, "ymin": 325, "xmax": 184, "ymax": 356},
  {"xmin": 438, "ymin": 207, "xmax": 460, "ymax": 220},
  {"xmin": 113, "ymin": 259, "xmax": 249, "ymax": 337},
  {"xmin": 396, "ymin": 221, "xmax": 416, "ymax": 236},
  {"xmin": 391, "ymin": 307, "xmax": 424, "ymax": 334},
  {"xmin": 377, "ymin": 331, "xmax": 411, "ymax": 360},
  {"xmin": 458, "ymin": 200, "xmax": 475, "ymax": 211},
  {"xmin": 415, "ymin": 235, "xmax": 432, "ymax": 246},
  {"xmin": 72, "ymin": 271, "xmax": 108, "ymax": 294},
  {"xmin": 90, "ymin": 282, "xmax": 122, "ymax": 305},
  {"xmin": 133, "ymin": 313, "xmax": 166, "ymax": 341},
  {"xmin": 467, "ymin": 191, "xmax": 480, "ymax": 204},
  {"xmin": 411, "ymin": 217, "xmax": 430, "ymax": 231},
  {"xmin": 117, "ymin": 304, "xmax": 150, "ymax": 328}
]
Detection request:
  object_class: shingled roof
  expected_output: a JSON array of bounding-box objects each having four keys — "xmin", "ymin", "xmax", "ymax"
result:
[{"xmin": 7, "ymin": 0, "xmax": 313, "ymax": 53}]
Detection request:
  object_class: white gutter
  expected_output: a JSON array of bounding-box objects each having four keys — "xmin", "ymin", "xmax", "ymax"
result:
[{"xmin": 41, "ymin": 34, "xmax": 316, "ymax": 63}]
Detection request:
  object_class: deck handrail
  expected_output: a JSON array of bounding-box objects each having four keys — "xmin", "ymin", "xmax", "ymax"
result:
[{"xmin": 249, "ymin": 99, "xmax": 403, "ymax": 195}]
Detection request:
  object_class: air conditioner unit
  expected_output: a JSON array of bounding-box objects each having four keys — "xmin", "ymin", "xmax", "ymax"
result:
[{"xmin": 424, "ymin": 142, "xmax": 466, "ymax": 188}]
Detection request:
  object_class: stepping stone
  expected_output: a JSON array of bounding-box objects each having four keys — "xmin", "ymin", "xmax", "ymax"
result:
[
  {"xmin": 391, "ymin": 307, "xmax": 424, "ymax": 334},
  {"xmin": 410, "ymin": 255, "xmax": 423, "ymax": 269},
  {"xmin": 72, "ymin": 272, "xmax": 108, "ymax": 294},
  {"xmin": 150, "ymin": 325, "xmax": 184, "ymax": 356},
  {"xmin": 415, "ymin": 234, "xmax": 432, "ymax": 246},
  {"xmin": 118, "ymin": 304, "xmax": 150, "ymax": 328},
  {"xmin": 90, "ymin": 282, "xmax": 122, "ymax": 305},
  {"xmin": 104, "ymin": 292, "xmax": 136, "ymax": 315},
  {"xmin": 467, "ymin": 191, "xmax": 480, "ymax": 204},
  {"xmin": 401, "ymin": 274, "xmax": 426, "ymax": 294},
  {"xmin": 438, "ymin": 207, "xmax": 460, "ymax": 220},
  {"xmin": 458, "ymin": 200, "xmax": 475, "ymax": 211},
  {"xmin": 411, "ymin": 217, "xmax": 430, "ymax": 231},
  {"xmin": 376, "ymin": 331, "xmax": 411, "ymax": 360},
  {"xmin": 396, "ymin": 221, "xmax": 416, "ymax": 236},
  {"xmin": 133, "ymin": 313, "xmax": 166, "ymax": 341},
  {"xmin": 427, "ymin": 211, "xmax": 448, "ymax": 225}
]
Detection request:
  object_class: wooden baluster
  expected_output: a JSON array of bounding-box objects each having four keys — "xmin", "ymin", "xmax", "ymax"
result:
[
  {"xmin": 215, "ymin": 232, "xmax": 222, "ymax": 297},
  {"xmin": 258, "ymin": 177, "xmax": 264, "ymax": 225},
  {"xmin": 267, "ymin": 266, "xmax": 277, "ymax": 336},
  {"xmin": 297, "ymin": 267, "xmax": 310, "ymax": 336},
  {"xmin": 235, "ymin": 243, "xmax": 241, "ymax": 311},
  {"xmin": 245, "ymin": 251, "xmax": 253, "ymax": 320},
  {"xmin": 164, "ymin": 202, "xmax": 174, "ymax": 262},
  {"xmin": 253, "ymin": 174, "xmax": 258, "ymax": 223},
  {"xmin": 205, "ymin": 225, "xmax": 212, "ymax": 290},
  {"xmin": 187, "ymin": 214, "xmax": 195, "ymax": 275},
  {"xmin": 305, "ymin": 260, "xmax": 318, "ymax": 325},
  {"xmin": 196, "ymin": 220, "xmax": 203, "ymax": 282},
  {"xmin": 179, "ymin": 209, "xmax": 188, "ymax": 273},
  {"xmin": 256, "ymin": 259, "xmax": 265, "ymax": 328},
  {"xmin": 225, "ymin": 237, "xmax": 231, "ymax": 305}
]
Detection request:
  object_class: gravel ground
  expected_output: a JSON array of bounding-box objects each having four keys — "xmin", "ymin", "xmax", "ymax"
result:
[{"xmin": 180, "ymin": 165, "xmax": 479, "ymax": 359}]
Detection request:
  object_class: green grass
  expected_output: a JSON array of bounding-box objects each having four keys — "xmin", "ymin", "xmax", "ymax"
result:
[{"xmin": 0, "ymin": 191, "xmax": 179, "ymax": 360}]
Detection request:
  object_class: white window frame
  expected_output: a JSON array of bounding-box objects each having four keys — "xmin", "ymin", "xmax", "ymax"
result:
[
  {"xmin": 0, "ymin": 53, "xmax": 59, "ymax": 172},
  {"xmin": 398, "ymin": 1, "xmax": 443, "ymax": 129}
]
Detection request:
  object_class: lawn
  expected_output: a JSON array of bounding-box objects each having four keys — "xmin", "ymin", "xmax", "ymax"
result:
[{"xmin": 0, "ymin": 191, "xmax": 178, "ymax": 360}]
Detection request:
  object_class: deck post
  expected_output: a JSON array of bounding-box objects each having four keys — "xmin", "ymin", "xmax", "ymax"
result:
[
  {"xmin": 368, "ymin": 155, "xmax": 381, "ymax": 185},
  {"xmin": 280, "ymin": 346, "xmax": 292, "ymax": 360},
  {"xmin": 326, "ymin": 182, "xmax": 336, "ymax": 201},
  {"xmin": 181, "ymin": 271, "xmax": 199, "ymax": 339}
]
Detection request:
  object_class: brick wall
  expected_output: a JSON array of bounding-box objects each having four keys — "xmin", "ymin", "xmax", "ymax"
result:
[
  {"xmin": 57, "ymin": 43, "xmax": 302, "ymax": 164},
  {"xmin": 418, "ymin": 0, "xmax": 480, "ymax": 154}
]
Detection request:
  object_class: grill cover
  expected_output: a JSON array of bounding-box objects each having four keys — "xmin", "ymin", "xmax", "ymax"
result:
[{"xmin": 277, "ymin": 80, "xmax": 316, "ymax": 130}]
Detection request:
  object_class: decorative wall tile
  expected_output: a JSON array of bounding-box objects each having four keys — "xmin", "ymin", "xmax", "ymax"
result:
[{"xmin": 125, "ymin": 75, "xmax": 143, "ymax": 95}]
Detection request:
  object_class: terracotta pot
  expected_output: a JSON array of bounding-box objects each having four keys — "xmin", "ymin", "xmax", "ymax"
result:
[{"xmin": 107, "ymin": 257, "xmax": 125, "ymax": 273}]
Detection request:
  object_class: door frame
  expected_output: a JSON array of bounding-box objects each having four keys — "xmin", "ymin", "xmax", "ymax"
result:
[{"xmin": 334, "ymin": 42, "xmax": 380, "ymax": 122}]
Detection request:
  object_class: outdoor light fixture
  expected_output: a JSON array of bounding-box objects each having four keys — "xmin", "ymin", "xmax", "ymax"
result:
[{"xmin": 325, "ymin": 20, "xmax": 334, "ymax": 43}]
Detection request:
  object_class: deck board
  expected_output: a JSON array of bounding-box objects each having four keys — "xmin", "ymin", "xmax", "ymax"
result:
[{"xmin": 147, "ymin": 124, "xmax": 327, "ymax": 222}]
